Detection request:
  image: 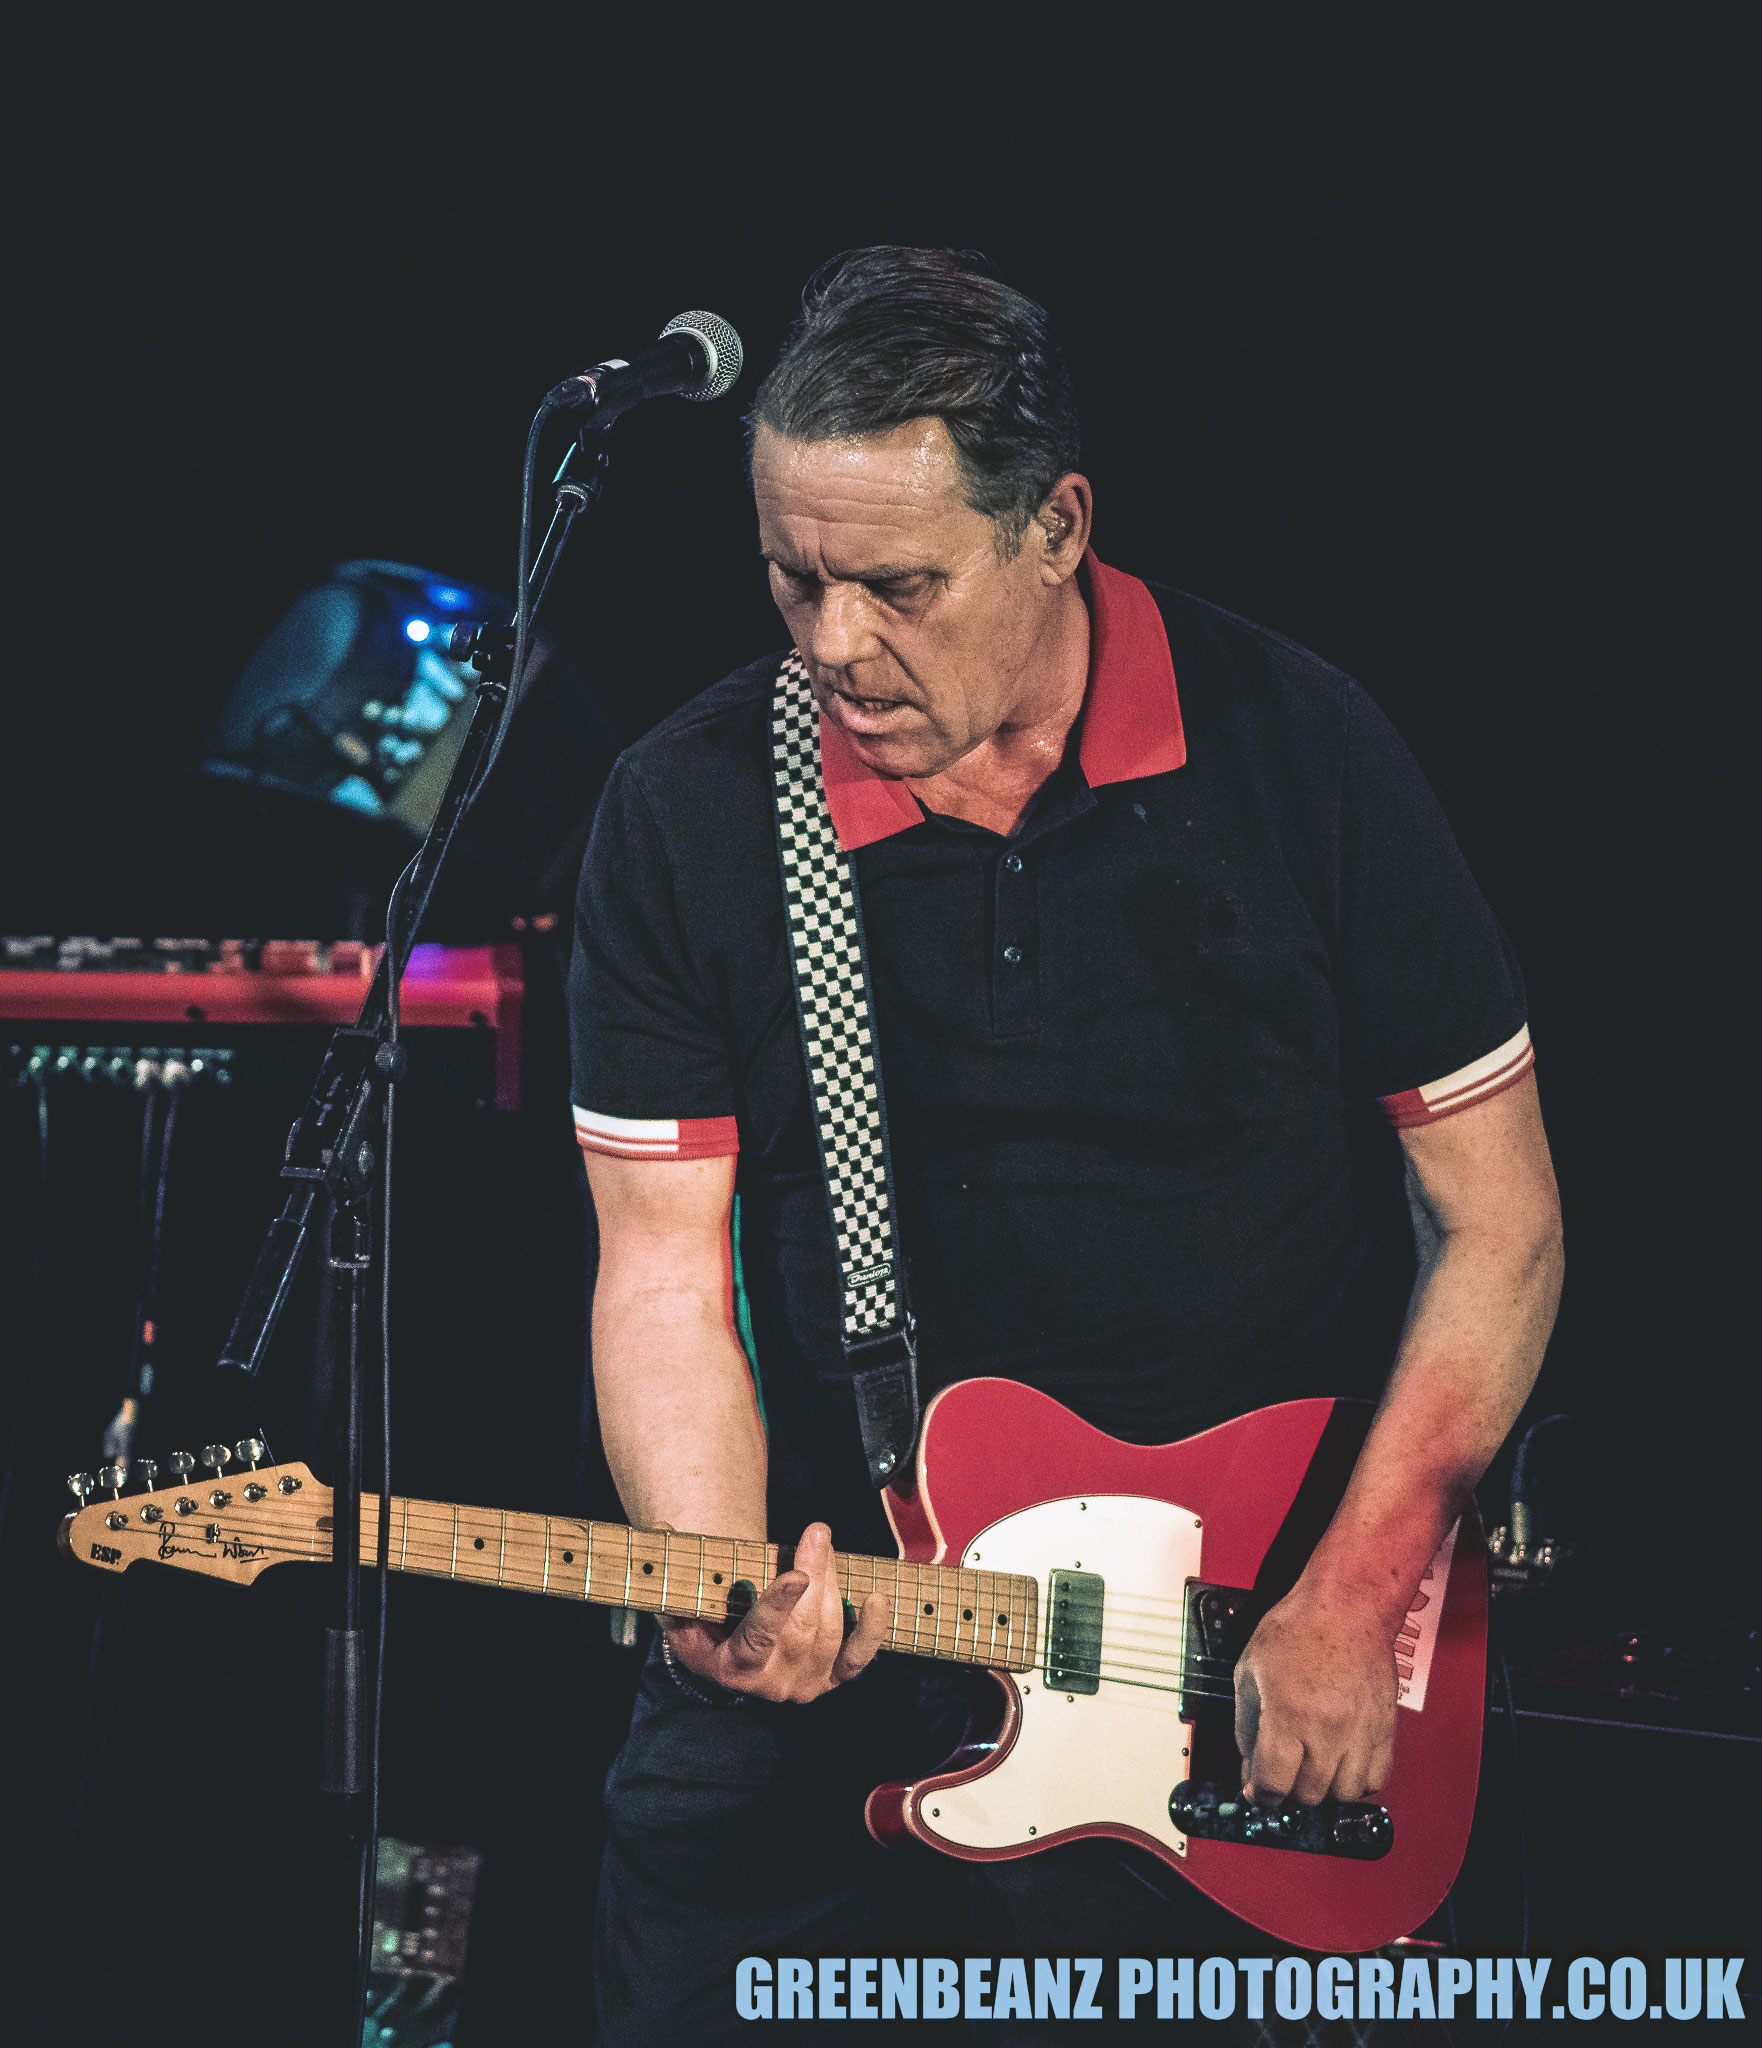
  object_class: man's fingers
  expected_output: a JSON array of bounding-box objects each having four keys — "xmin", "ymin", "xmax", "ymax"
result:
[
  {"xmin": 724, "ymin": 1569, "xmax": 810, "ymax": 1668},
  {"xmin": 1290, "ymin": 1745, "xmax": 1343, "ymax": 1807},
  {"xmin": 1233, "ymin": 1668, "xmax": 1261, "ymax": 1767},
  {"xmin": 1243, "ymin": 1724, "xmax": 1304, "ymax": 1805},
  {"xmin": 1359, "ymin": 1730, "xmax": 1395, "ymax": 1799},
  {"xmin": 831, "ymin": 1591, "xmax": 890, "ymax": 1683},
  {"xmin": 1324, "ymin": 1731, "xmax": 1374, "ymax": 1803}
]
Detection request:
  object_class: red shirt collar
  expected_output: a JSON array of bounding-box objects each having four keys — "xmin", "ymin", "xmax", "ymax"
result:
[{"xmin": 817, "ymin": 552, "xmax": 1186, "ymax": 852}]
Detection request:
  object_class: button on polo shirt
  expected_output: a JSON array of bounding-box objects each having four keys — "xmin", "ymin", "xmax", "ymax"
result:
[{"xmin": 568, "ymin": 559, "xmax": 1530, "ymax": 1552}]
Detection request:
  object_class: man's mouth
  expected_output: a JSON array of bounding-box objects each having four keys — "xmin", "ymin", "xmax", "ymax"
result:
[{"xmin": 826, "ymin": 686, "xmax": 915, "ymax": 732}]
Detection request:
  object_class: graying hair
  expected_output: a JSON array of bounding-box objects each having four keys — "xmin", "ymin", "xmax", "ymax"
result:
[{"xmin": 749, "ymin": 247, "xmax": 1080, "ymax": 553}]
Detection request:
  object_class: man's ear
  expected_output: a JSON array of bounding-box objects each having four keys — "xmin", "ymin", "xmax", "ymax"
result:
[{"xmin": 1037, "ymin": 472, "xmax": 1094, "ymax": 582}]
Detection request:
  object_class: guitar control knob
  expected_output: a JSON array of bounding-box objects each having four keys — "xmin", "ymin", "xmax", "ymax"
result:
[
  {"xmin": 235, "ymin": 1438, "xmax": 266, "ymax": 1470},
  {"xmin": 167, "ymin": 1452, "xmax": 195, "ymax": 1484},
  {"xmin": 1246, "ymin": 1804, "xmax": 1302, "ymax": 1842},
  {"xmin": 99, "ymin": 1463, "xmax": 126, "ymax": 1499},
  {"xmin": 67, "ymin": 1472, "xmax": 95, "ymax": 1505},
  {"xmin": 201, "ymin": 1445, "xmax": 232, "ymax": 1479},
  {"xmin": 136, "ymin": 1459, "xmax": 159, "ymax": 1493}
]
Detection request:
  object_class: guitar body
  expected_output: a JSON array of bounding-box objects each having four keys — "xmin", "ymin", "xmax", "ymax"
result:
[{"xmin": 868, "ymin": 1378, "xmax": 1486, "ymax": 1954}]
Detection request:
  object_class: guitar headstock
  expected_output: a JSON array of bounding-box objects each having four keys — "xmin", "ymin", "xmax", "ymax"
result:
[{"xmin": 58, "ymin": 1441, "xmax": 329, "ymax": 1586}]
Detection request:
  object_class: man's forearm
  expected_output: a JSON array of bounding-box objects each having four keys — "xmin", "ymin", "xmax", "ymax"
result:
[
  {"xmin": 593, "ymin": 1278, "xmax": 769, "ymax": 1542},
  {"xmin": 1301, "ymin": 1214, "xmax": 1564, "ymax": 1631}
]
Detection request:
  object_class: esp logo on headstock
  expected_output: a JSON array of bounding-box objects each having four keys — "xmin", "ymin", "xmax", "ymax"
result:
[{"xmin": 90, "ymin": 1542, "xmax": 122, "ymax": 1565}]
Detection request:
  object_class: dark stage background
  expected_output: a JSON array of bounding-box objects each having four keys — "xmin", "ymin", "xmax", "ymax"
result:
[{"xmin": 3, "ymin": 16, "xmax": 1749, "ymax": 2042}]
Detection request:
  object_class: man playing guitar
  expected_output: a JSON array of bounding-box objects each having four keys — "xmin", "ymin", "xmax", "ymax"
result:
[{"xmin": 568, "ymin": 248, "xmax": 1563, "ymax": 2041}]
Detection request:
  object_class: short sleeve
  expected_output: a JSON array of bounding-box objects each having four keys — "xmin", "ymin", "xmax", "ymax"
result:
[
  {"xmin": 566, "ymin": 757, "xmax": 739, "ymax": 1162},
  {"xmin": 1336, "ymin": 682, "xmax": 1533, "ymax": 1127}
]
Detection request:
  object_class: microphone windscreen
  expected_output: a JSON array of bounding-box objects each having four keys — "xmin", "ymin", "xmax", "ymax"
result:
[{"xmin": 661, "ymin": 310, "xmax": 743, "ymax": 401}]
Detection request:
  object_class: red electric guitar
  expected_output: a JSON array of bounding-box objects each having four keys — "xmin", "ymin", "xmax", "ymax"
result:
[{"xmin": 61, "ymin": 1378, "xmax": 1484, "ymax": 1953}]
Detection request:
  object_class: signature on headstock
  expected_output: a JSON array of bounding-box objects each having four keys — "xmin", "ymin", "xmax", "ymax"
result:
[{"xmin": 156, "ymin": 1526, "xmax": 267, "ymax": 1564}]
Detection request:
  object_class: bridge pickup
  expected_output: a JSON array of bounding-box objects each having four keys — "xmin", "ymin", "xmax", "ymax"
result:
[
  {"xmin": 1044, "ymin": 1568, "xmax": 1104, "ymax": 1695},
  {"xmin": 1169, "ymin": 1781, "xmax": 1393, "ymax": 1861}
]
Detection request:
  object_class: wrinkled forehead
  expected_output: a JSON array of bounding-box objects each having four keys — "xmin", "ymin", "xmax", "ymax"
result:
[{"xmin": 751, "ymin": 418, "xmax": 985, "ymax": 571}]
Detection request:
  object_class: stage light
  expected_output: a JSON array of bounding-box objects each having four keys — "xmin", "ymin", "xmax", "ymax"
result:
[{"xmin": 196, "ymin": 560, "xmax": 508, "ymax": 836}]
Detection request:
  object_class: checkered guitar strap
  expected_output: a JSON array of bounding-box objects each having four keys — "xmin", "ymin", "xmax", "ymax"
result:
[{"xmin": 770, "ymin": 652, "xmax": 919, "ymax": 1488}]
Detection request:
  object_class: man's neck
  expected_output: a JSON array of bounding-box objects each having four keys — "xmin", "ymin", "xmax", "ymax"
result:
[{"xmin": 905, "ymin": 576, "xmax": 1091, "ymax": 837}]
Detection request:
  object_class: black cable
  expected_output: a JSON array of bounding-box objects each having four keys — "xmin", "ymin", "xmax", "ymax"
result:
[
  {"xmin": 132, "ymin": 1082, "xmax": 179, "ymax": 1406},
  {"xmin": 462, "ymin": 395, "xmax": 562, "ymax": 810},
  {"xmin": 353, "ymin": 947, "xmax": 397, "ymax": 2033},
  {"xmin": 349, "ymin": 391, "xmax": 561, "ymax": 2037}
]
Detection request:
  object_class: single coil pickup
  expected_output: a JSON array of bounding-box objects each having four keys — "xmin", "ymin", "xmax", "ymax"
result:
[
  {"xmin": 1043, "ymin": 1568, "xmax": 1105, "ymax": 1695},
  {"xmin": 1169, "ymin": 1780, "xmax": 1393, "ymax": 1860}
]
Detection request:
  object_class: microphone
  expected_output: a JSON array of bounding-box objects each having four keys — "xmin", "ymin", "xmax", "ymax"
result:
[{"xmin": 547, "ymin": 310, "xmax": 743, "ymax": 423}]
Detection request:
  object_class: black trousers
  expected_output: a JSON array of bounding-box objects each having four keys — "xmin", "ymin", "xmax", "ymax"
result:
[{"xmin": 591, "ymin": 1640, "xmax": 1350, "ymax": 2046}]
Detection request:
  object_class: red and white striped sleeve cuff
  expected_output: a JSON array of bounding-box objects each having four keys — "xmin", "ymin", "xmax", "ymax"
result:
[
  {"xmin": 572, "ymin": 1107, "xmax": 740, "ymax": 1161},
  {"xmin": 1377, "ymin": 1023, "xmax": 1535, "ymax": 1128}
]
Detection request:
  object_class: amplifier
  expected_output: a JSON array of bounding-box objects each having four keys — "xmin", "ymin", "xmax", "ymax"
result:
[{"xmin": 1, "ymin": 936, "xmax": 523, "ymax": 1108}]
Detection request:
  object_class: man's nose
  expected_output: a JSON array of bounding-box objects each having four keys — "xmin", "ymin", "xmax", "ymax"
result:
[{"xmin": 808, "ymin": 582, "xmax": 877, "ymax": 670}]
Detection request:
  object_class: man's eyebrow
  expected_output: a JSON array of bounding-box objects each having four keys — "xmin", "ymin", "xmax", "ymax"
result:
[{"xmin": 760, "ymin": 553, "xmax": 933, "ymax": 584}]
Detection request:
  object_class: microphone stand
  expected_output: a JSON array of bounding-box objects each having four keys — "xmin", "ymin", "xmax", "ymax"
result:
[{"xmin": 216, "ymin": 420, "xmax": 609, "ymax": 2043}]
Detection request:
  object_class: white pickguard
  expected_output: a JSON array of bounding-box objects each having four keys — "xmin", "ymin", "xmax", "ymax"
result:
[{"xmin": 917, "ymin": 1494, "xmax": 1203, "ymax": 1858}]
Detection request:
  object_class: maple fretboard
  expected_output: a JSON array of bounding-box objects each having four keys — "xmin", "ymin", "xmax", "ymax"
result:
[{"xmin": 322, "ymin": 1494, "xmax": 1039, "ymax": 1671}]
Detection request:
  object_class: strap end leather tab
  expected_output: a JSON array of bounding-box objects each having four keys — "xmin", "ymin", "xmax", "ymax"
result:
[{"xmin": 849, "ymin": 1331, "xmax": 920, "ymax": 1489}]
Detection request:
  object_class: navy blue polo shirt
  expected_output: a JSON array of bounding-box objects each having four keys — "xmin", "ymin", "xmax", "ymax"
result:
[{"xmin": 567, "ymin": 558, "xmax": 1532, "ymax": 1553}]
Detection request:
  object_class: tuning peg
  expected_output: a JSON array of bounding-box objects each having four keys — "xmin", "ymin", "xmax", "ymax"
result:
[
  {"xmin": 136, "ymin": 1458, "xmax": 159, "ymax": 1492},
  {"xmin": 99, "ymin": 1463, "xmax": 126, "ymax": 1499},
  {"xmin": 167, "ymin": 1452, "xmax": 195, "ymax": 1486},
  {"xmin": 201, "ymin": 1444, "xmax": 232, "ymax": 1480},
  {"xmin": 67, "ymin": 1472, "xmax": 95, "ymax": 1505},
  {"xmin": 235, "ymin": 1438, "xmax": 266, "ymax": 1471}
]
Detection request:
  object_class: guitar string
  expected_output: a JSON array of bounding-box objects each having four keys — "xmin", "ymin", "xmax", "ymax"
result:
[
  {"xmin": 150, "ymin": 1490, "xmax": 1227, "ymax": 1628},
  {"xmin": 106, "ymin": 1502, "xmax": 1251, "ymax": 1664},
  {"xmin": 130, "ymin": 1515, "xmax": 1204, "ymax": 1653},
  {"xmin": 121, "ymin": 1498, "xmax": 1374, "ymax": 1676},
  {"xmin": 134, "ymin": 1492, "xmax": 1224, "ymax": 1624},
  {"xmin": 113, "ymin": 1498, "xmax": 1244, "ymax": 1645},
  {"xmin": 106, "ymin": 1524, "xmax": 1257, "ymax": 1693}
]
